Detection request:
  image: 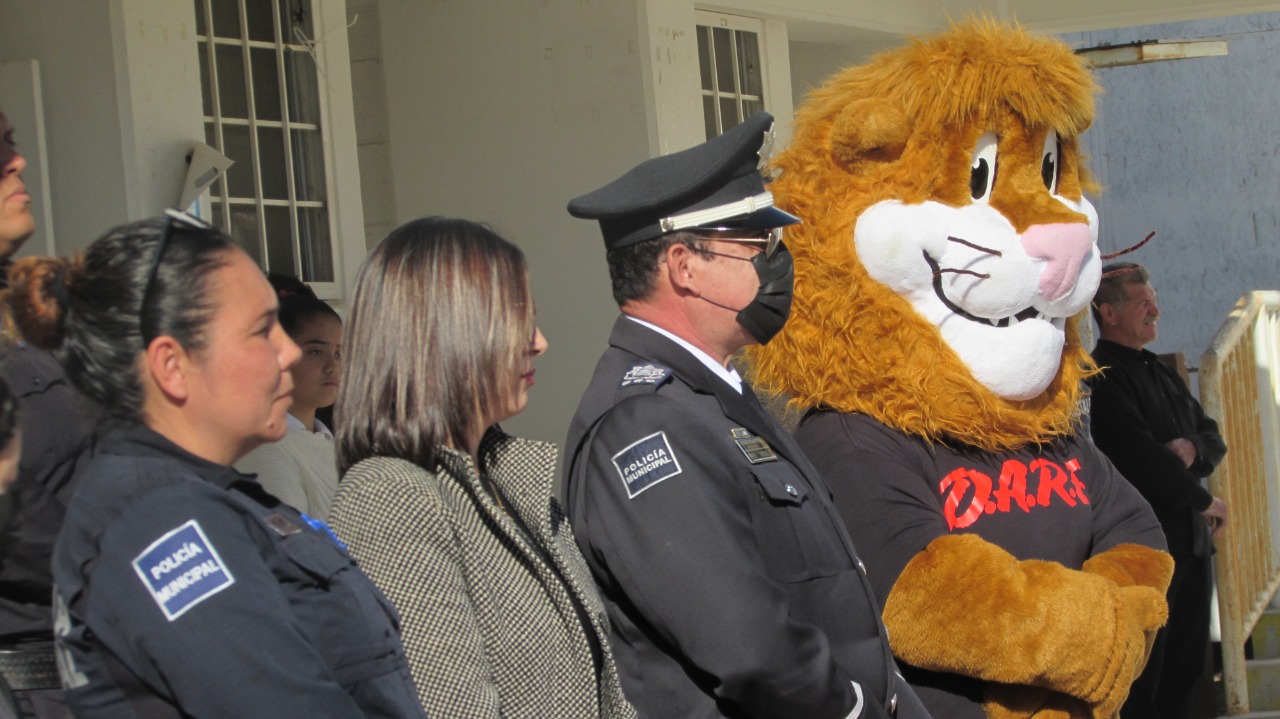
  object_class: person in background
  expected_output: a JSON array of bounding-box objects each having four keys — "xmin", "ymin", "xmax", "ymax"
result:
[
  {"xmin": 236, "ymin": 273, "xmax": 342, "ymax": 520},
  {"xmin": 329, "ymin": 217, "xmax": 634, "ymax": 719},
  {"xmin": 1089, "ymin": 261, "xmax": 1228, "ymax": 719},
  {"xmin": 0, "ymin": 110, "xmax": 98, "ymax": 719},
  {"xmin": 6, "ymin": 212, "xmax": 425, "ymax": 718}
]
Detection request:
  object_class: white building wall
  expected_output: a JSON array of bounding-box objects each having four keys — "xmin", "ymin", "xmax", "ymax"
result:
[
  {"xmin": 376, "ymin": 0, "xmax": 654, "ymax": 446},
  {"xmin": 1062, "ymin": 12, "xmax": 1280, "ymax": 366},
  {"xmin": 0, "ymin": 0, "xmax": 135, "ymax": 252}
]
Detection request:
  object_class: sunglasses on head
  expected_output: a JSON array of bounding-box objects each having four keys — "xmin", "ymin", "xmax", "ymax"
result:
[{"xmin": 140, "ymin": 209, "xmax": 214, "ymax": 345}]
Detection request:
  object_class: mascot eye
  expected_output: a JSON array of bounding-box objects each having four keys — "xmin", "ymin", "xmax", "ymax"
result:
[
  {"xmin": 969, "ymin": 133, "xmax": 999, "ymax": 203},
  {"xmin": 1041, "ymin": 131, "xmax": 1060, "ymax": 194}
]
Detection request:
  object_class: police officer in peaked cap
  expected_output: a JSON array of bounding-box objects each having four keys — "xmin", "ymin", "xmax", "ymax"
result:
[{"xmin": 562, "ymin": 112, "xmax": 931, "ymax": 719}]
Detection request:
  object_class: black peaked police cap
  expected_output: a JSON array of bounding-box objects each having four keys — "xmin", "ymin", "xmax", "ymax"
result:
[{"xmin": 567, "ymin": 112, "xmax": 801, "ymax": 252}]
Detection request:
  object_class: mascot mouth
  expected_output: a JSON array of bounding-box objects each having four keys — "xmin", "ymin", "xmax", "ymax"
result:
[{"xmin": 924, "ymin": 251, "xmax": 1046, "ymax": 328}]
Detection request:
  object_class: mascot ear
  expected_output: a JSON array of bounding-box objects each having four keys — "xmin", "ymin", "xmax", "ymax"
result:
[{"xmin": 830, "ymin": 98, "xmax": 909, "ymax": 169}]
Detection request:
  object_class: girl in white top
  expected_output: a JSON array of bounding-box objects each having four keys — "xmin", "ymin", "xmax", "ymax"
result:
[{"xmin": 237, "ymin": 274, "xmax": 342, "ymax": 519}]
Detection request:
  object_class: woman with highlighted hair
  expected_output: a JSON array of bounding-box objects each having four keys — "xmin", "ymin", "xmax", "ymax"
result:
[{"xmin": 330, "ymin": 217, "xmax": 633, "ymax": 719}]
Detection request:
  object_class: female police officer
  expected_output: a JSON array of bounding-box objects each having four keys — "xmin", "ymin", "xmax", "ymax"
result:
[{"xmin": 5, "ymin": 213, "xmax": 426, "ymax": 718}]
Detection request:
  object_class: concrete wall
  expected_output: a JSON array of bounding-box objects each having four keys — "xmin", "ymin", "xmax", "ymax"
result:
[
  {"xmin": 376, "ymin": 0, "xmax": 654, "ymax": 446},
  {"xmin": 345, "ymin": 0, "xmax": 397, "ymax": 251},
  {"xmin": 1062, "ymin": 12, "xmax": 1280, "ymax": 367},
  {"xmin": 0, "ymin": 1, "xmax": 129, "ymax": 252},
  {"xmin": 0, "ymin": 0, "xmax": 203, "ymax": 254},
  {"xmin": 787, "ymin": 37, "xmax": 901, "ymax": 109}
]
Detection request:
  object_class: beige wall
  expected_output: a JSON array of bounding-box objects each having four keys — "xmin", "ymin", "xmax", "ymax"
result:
[{"xmin": 374, "ymin": 0, "xmax": 655, "ymax": 448}]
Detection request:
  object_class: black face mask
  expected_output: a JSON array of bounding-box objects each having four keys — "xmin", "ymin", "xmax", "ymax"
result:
[{"xmin": 735, "ymin": 243, "xmax": 794, "ymax": 345}]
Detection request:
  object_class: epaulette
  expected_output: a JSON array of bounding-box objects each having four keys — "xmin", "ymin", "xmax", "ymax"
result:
[{"xmin": 615, "ymin": 362, "xmax": 673, "ymax": 402}]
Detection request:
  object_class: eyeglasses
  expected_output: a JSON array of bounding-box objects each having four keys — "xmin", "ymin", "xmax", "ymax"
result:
[
  {"xmin": 692, "ymin": 226, "xmax": 783, "ymax": 259},
  {"xmin": 140, "ymin": 209, "xmax": 212, "ymax": 344}
]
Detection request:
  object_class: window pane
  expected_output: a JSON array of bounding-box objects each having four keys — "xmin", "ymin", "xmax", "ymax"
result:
[
  {"xmin": 250, "ymin": 47, "xmax": 282, "ymax": 121},
  {"xmin": 697, "ymin": 27, "xmax": 713, "ymax": 92},
  {"xmin": 197, "ymin": 44, "xmax": 214, "ymax": 116},
  {"xmin": 742, "ymin": 98, "xmax": 764, "ymax": 120},
  {"xmin": 280, "ymin": 0, "xmax": 314, "ymax": 43},
  {"xmin": 210, "ymin": 0, "xmax": 241, "ymax": 39},
  {"xmin": 713, "ymin": 27, "xmax": 734, "ymax": 95},
  {"xmin": 258, "ymin": 128, "xmax": 288, "ymax": 200},
  {"xmin": 215, "ymin": 44, "xmax": 248, "ymax": 119},
  {"xmin": 285, "ymin": 50, "xmax": 321, "ymax": 125},
  {"xmin": 194, "ymin": 0, "xmax": 206, "ymax": 36},
  {"xmin": 292, "ymin": 130, "xmax": 326, "ymax": 202},
  {"xmin": 221, "ymin": 125, "xmax": 255, "ymax": 198},
  {"xmin": 230, "ymin": 205, "xmax": 262, "ymax": 262},
  {"xmin": 719, "ymin": 97, "xmax": 740, "ymax": 133},
  {"xmin": 703, "ymin": 95, "xmax": 717, "ymax": 141},
  {"xmin": 736, "ymin": 30, "xmax": 762, "ymax": 99},
  {"xmin": 245, "ymin": 0, "xmax": 274, "ymax": 42},
  {"xmin": 298, "ymin": 207, "xmax": 333, "ymax": 283},
  {"xmin": 209, "ymin": 200, "xmax": 227, "ymax": 232},
  {"xmin": 264, "ymin": 205, "xmax": 294, "ymax": 274},
  {"xmin": 204, "ymin": 123, "xmax": 224, "ymax": 198}
]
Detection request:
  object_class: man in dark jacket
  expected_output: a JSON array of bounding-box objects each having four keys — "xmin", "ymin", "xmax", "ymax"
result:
[
  {"xmin": 1089, "ymin": 261, "xmax": 1228, "ymax": 719},
  {"xmin": 562, "ymin": 113, "xmax": 930, "ymax": 719}
]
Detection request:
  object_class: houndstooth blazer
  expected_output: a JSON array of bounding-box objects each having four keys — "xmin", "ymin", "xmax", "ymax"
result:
[{"xmin": 329, "ymin": 428, "xmax": 635, "ymax": 719}]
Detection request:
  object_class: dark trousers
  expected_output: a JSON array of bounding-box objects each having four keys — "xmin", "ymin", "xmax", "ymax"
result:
[{"xmin": 1121, "ymin": 552, "xmax": 1212, "ymax": 719}]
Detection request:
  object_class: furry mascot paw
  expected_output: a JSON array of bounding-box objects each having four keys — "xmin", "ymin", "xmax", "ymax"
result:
[
  {"xmin": 745, "ymin": 19, "xmax": 1174, "ymax": 718},
  {"xmin": 882, "ymin": 536, "xmax": 1170, "ymax": 719}
]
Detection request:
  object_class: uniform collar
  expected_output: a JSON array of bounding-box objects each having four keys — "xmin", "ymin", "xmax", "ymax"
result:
[
  {"xmin": 98, "ymin": 420, "xmax": 257, "ymax": 491},
  {"xmin": 624, "ymin": 315, "xmax": 743, "ymax": 393},
  {"xmin": 608, "ymin": 315, "xmax": 795, "ymax": 460}
]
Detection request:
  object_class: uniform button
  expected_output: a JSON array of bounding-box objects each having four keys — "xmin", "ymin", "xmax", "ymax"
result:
[
  {"xmin": 890, "ymin": 693, "xmax": 898, "ymax": 717},
  {"xmin": 785, "ymin": 484, "xmax": 798, "ymax": 496}
]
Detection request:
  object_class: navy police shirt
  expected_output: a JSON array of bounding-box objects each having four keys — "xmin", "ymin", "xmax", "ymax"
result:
[{"xmin": 52, "ymin": 421, "xmax": 426, "ymax": 718}]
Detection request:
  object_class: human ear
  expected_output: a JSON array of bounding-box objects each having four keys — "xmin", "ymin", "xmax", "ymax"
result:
[
  {"xmin": 665, "ymin": 242, "xmax": 700, "ymax": 295},
  {"xmin": 145, "ymin": 336, "xmax": 192, "ymax": 402},
  {"xmin": 1097, "ymin": 302, "xmax": 1117, "ymax": 327}
]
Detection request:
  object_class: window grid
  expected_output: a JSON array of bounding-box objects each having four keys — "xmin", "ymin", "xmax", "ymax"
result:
[
  {"xmin": 696, "ymin": 16, "xmax": 764, "ymax": 140},
  {"xmin": 195, "ymin": 0, "xmax": 332, "ymax": 282}
]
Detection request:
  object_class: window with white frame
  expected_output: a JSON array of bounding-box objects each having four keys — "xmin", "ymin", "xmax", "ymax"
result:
[
  {"xmin": 695, "ymin": 11, "xmax": 766, "ymax": 140},
  {"xmin": 194, "ymin": 0, "xmax": 335, "ymax": 285}
]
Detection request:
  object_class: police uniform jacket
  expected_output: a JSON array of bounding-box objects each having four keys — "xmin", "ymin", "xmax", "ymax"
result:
[
  {"xmin": 564, "ymin": 317, "xmax": 927, "ymax": 719},
  {"xmin": 0, "ymin": 345, "xmax": 99, "ymax": 641},
  {"xmin": 52, "ymin": 421, "xmax": 426, "ymax": 719},
  {"xmin": 329, "ymin": 428, "xmax": 635, "ymax": 719}
]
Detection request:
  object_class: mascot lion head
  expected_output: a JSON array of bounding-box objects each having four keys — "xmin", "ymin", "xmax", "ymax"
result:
[{"xmin": 747, "ymin": 20, "xmax": 1102, "ymax": 451}]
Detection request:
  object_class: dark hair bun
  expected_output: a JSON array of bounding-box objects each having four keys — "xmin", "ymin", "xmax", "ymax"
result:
[
  {"xmin": 267, "ymin": 272, "xmax": 318, "ymax": 302},
  {"xmin": 5, "ymin": 255, "xmax": 80, "ymax": 350}
]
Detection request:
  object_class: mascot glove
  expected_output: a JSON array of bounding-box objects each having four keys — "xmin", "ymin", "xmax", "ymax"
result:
[{"xmin": 882, "ymin": 534, "xmax": 1168, "ymax": 716}]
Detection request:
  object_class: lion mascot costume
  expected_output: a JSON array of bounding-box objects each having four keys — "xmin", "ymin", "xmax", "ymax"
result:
[{"xmin": 746, "ymin": 21, "xmax": 1174, "ymax": 719}]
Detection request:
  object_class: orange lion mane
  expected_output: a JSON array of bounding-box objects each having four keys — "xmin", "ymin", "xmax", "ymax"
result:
[{"xmin": 746, "ymin": 19, "xmax": 1100, "ymax": 452}]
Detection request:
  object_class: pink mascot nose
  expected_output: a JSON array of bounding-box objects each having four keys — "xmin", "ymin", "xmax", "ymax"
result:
[{"xmin": 1020, "ymin": 223, "xmax": 1093, "ymax": 301}]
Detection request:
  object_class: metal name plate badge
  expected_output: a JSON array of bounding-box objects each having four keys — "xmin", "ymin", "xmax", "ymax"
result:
[{"xmin": 730, "ymin": 428, "xmax": 778, "ymax": 464}]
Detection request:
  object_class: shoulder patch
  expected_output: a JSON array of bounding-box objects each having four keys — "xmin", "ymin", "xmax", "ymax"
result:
[
  {"xmin": 619, "ymin": 363, "xmax": 672, "ymax": 388},
  {"xmin": 612, "ymin": 431, "xmax": 683, "ymax": 498},
  {"xmin": 132, "ymin": 519, "xmax": 235, "ymax": 621}
]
